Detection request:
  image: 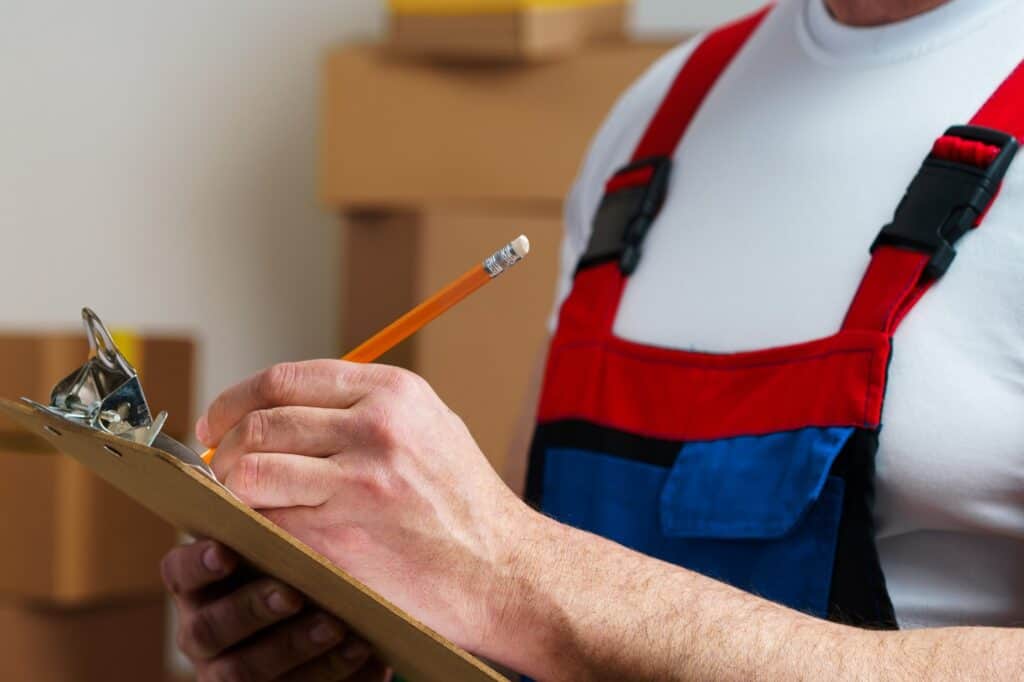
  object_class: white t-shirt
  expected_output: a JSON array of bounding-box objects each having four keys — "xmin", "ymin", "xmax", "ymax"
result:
[{"xmin": 553, "ymin": 0, "xmax": 1024, "ymax": 628}]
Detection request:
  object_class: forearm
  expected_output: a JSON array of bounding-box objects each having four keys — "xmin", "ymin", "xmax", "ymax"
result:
[{"xmin": 492, "ymin": 512, "xmax": 1024, "ymax": 681}]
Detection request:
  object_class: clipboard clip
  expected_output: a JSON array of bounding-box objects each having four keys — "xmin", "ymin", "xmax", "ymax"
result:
[
  {"xmin": 22, "ymin": 308, "xmax": 216, "ymax": 479},
  {"xmin": 30, "ymin": 308, "xmax": 167, "ymax": 446},
  {"xmin": 25, "ymin": 307, "xmax": 166, "ymax": 446}
]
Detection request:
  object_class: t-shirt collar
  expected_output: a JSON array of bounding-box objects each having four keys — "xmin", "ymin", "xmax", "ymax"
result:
[{"xmin": 798, "ymin": 0, "xmax": 1017, "ymax": 66}]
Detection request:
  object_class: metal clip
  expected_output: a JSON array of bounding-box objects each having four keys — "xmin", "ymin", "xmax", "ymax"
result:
[
  {"xmin": 23, "ymin": 308, "xmax": 215, "ymax": 479},
  {"xmin": 39, "ymin": 308, "xmax": 165, "ymax": 445}
]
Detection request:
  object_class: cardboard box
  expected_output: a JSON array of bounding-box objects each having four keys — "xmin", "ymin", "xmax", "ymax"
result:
[
  {"xmin": 389, "ymin": 1, "xmax": 629, "ymax": 62},
  {"xmin": 0, "ymin": 451, "xmax": 180, "ymax": 604},
  {"xmin": 0, "ymin": 598, "xmax": 167, "ymax": 682},
  {"xmin": 321, "ymin": 41, "xmax": 671, "ymax": 206},
  {"xmin": 325, "ymin": 41, "xmax": 677, "ymax": 475},
  {"xmin": 0, "ymin": 332, "xmax": 193, "ymax": 603},
  {"xmin": 342, "ymin": 206, "xmax": 563, "ymax": 472}
]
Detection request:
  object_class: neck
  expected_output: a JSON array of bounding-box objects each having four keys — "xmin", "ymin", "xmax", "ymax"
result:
[{"xmin": 826, "ymin": 0, "xmax": 951, "ymax": 26}]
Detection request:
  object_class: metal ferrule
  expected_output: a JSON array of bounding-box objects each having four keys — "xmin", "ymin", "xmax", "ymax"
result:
[{"xmin": 483, "ymin": 242, "xmax": 524, "ymax": 278}]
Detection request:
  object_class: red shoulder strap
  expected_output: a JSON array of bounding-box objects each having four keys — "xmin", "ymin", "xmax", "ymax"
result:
[
  {"xmin": 599, "ymin": 5, "xmax": 773, "ymax": 197},
  {"xmin": 843, "ymin": 60, "xmax": 1024, "ymax": 334},
  {"xmin": 630, "ymin": 4, "xmax": 774, "ymax": 163},
  {"xmin": 562, "ymin": 5, "xmax": 773, "ymax": 337}
]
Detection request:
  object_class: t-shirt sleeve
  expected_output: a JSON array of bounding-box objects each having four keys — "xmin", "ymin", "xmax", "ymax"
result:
[{"xmin": 547, "ymin": 37, "xmax": 705, "ymax": 332}]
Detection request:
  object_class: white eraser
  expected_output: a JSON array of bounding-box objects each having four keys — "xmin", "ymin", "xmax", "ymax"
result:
[{"xmin": 511, "ymin": 234, "xmax": 531, "ymax": 258}]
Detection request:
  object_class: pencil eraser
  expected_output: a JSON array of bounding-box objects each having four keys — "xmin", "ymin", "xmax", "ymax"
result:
[{"xmin": 511, "ymin": 234, "xmax": 530, "ymax": 258}]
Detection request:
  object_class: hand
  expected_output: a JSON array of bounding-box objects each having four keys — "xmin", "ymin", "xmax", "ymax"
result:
[
  {"xmin": 197, "ymin": 360, "xmax": 536, "ymax": 659},
  {"xmin": 162, "ymin": 538, "xmax": 389, "ymax": 681}
]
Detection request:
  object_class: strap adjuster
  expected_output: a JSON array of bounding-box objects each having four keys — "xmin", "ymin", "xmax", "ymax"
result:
[
  {"xmin": 872, "ymin": 125, "xmax": 1019, "ymax": 278},
  {"xmin": 618, "ymin": 156, "xmax": 673, "ymax": 275}
]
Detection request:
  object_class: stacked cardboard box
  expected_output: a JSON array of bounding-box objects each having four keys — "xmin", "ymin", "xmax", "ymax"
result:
[
  {"xmin": 389, "ymin": 0, "xmax": 631, "ymax": 62},
  {"xmin": 0, "ymin": 332, "xmax": 193, "ymax": 682},
  {"xmin": 322, "ymin": 42, "xmax": 670, "ymax": 476}
]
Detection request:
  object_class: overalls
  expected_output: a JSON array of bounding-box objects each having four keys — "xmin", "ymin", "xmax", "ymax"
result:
[{"xmin": 526, "ymin": 6, "xmax": 1024, "ymax": 627}]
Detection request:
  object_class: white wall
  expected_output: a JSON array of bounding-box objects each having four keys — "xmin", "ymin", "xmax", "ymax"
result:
[
  {"xmin": 0, "ymin": 0, "xmax": 759, "ymax": 433},
  {"xmin": 633, "ymin": 0, "xmax": 767, "ymax": 36},
  {"xmin": 0, "ymin": 0, "xmax": 383, "ymax": 425}
]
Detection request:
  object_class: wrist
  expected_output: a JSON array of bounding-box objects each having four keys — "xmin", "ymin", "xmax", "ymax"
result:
[
  {"xmin": 480, "ymin": 505, "xmax": 581, "ymax": 679},
  {"xmin": 479, "ymin": 501, "xmax": 548, "ymax": 643}
]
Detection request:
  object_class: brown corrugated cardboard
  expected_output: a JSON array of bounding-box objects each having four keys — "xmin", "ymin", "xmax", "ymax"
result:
[
  {"xmin": 0, "ymin": 335, "xmax": 88, "ymax": 436},
  {"xmin": 0, "ymin": 399, "xmax": 503, "ymax": 682},
  {"xmin": 389, "ymin": 2, "xmax": 628, "ymax": 62},
  {"xmin": 341, "ymin": 206, "xmax": 563, "ymax": 473},
  {"xmin": 0, "ymin": 451, "xmax": 179, "ymax": 604},
  {"xmin": 0, "ymin": 333, "xmax": 193, "ymax": 603},
  {"xmin": 0, "ymin": 598, "xmax": 167, "ymax": 682},
  {"xmin": 321, "ymin": 41, "xmax": 671, "ymax": 206}
]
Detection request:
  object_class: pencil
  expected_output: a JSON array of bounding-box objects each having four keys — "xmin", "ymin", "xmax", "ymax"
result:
[{"xmin": 201, "ymin": 234, "xmax": 531, "ymax": 465}]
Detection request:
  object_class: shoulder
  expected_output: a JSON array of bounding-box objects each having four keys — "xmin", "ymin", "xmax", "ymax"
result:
[
  {"xmin": 574, "ymin": 38, "xmax": 702, "ymax": 212},
  {"xmin": 565, "ymin": 38, "xmax": 703, "ymax": 242},
  {"xmin": 548, "ymin": 38, "xmax": 703, "ymax": 329}
]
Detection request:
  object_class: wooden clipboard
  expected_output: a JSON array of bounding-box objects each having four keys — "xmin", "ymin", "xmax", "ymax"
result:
[{"xmin": 0, "ymin": 398, "xmax": 502, "ymax": 682}]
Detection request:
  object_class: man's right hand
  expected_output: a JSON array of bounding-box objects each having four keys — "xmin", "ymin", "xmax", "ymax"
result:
[{"xmin": 162, "ymin": 539, "xmax": 388, "ymax": 681}]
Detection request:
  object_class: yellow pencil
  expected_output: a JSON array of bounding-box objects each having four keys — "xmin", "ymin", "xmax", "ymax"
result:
[{"xmin": 201, "ymin": 235, "xmax": 531, "ymax": 465}]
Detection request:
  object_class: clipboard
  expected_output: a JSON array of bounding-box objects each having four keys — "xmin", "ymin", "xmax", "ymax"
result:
[{"xmin": 0, "ymin": 313, "xmax": 503, "ymax": 682}]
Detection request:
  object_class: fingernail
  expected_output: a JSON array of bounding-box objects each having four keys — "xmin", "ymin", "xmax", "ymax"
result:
[
  {"xmin": 265, "ymin": 588, "xmax": 301, "ymax": 615},
  {"xmin": 341, "ymin": 639, "xmax": 370, "ymax": 662},
  {"xmin": 202, "ymin": 546, "xmax": 224, "ymax": 573},
  {"xmin": 310, "ymin": 619, "xmax": 343, "ymax": 645},
  {"xmin": 195, "ymin": 415, "xmax": 210, "ymax": 444}
]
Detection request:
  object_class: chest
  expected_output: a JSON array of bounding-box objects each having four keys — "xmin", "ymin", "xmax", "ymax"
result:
[{"xmin": 608, "ymin": 130, "xmax": 1024, "ymax": 536}]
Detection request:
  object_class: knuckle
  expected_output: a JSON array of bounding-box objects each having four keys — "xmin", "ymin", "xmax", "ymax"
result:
[
  {"xmin": 309, "ymin": 649, "xmax": 353, "ymax": 681},
  {"xmin": 236, "ymin": 454, "xmax": 264, "ymax": 500},
  {"xmin": 359, "ymin": 405, "xmax": 397, "ymax": 448},
  {"xmin": 242, "ymin": 588, "xmax": 266, "ymax": 627},
  {"xmin": 353, "ymin": 466, "xmax": 400, "ymax": 507},
  {"xmin": 182, "ymin": 609, "xmax": 221, "ymax": 659},
  {"xmin": 206, "ymin": 657, "xmax": 253, "ymax": 682},
  {"xmin": 382, "ymin": 366, "xmax": 423, "ymax": 395},
  {"xmin": 331, "ymin": 523, "xmax": 371, "ymax": 554},
  {"xmin": 258, "ymin": 362, "xmax": 297, "ymax": 403},
  {"xmin": 238, "ymin": 410, "xmax": 270, "ymax": 451}
]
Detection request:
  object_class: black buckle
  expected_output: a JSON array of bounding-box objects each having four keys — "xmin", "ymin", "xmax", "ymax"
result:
[
  {"xmin": 872, "ymin": 125, "xmax": 1019, "ymax": 278},
  {"xmin": 618, "ymin": 156, "xmax": 673, "ymax": 275}
]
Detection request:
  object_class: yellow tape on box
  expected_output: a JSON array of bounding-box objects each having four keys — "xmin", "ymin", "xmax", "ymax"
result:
[
  {"xmin": 390, "ymin": 0, "xmax": 623, "ymax": 15},
  {"xmin": 110, "ymin": 328, "xmax": 143, "ymax": 375}
]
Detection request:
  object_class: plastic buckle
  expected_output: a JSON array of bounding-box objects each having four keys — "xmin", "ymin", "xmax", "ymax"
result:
[
  {"xmin": 618, "ymin": 156, "xmax": 673, "ymax": 275},
  {"xmin": 872, "ymin": 125, "xmax": 1019, "ymax": 278}
]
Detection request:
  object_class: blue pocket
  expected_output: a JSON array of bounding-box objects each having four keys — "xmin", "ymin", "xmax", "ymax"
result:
[
  {"xmin": 542, "ymin": 427, "xmax": 853, "ymax": 617},
  {"xmin": 659, "ymin": 427, "xmax": 852, "ymax": 539}
]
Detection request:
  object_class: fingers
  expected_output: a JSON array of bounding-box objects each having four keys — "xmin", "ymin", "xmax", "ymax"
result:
[
  {"xmin": 177, "ymin": 577, "xmax": 305, "ymax": 661},
  {"xmin": 277, "ymin": 640, "xmax": 375, "ymax": 682},
  {"xmin": 162, "ymin": 540, "xmax": 239, "ymax": 597},
  {"xmin": 200, "ymin": 360, "xmax": 384, "ymax": 447},
  {"xmin": 346, "ymin": 659, "xmax": 392, "ymax": 682},
  {"xmin": 221, "ymin": 452, "xmax": 344, "ymax": 509},
  {"xmin": 199, "ymin": 612, "xmax": 348, "ymax": 682},
  {"xmin": 211, "ymin": 406, "xmax": 364, "ymax": 477}
]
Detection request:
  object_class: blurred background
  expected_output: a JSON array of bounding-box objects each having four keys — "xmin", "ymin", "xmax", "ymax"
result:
[{"xmin": 0, "ymin": 1, "xmax": 760, "ymax": 679}]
